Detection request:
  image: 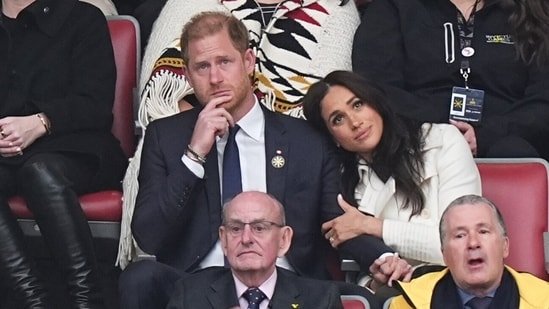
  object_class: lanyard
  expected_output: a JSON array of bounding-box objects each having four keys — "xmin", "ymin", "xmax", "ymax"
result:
[{"xmin": 455, "ymin": 0, "xmax": 480, "ymax": 88}]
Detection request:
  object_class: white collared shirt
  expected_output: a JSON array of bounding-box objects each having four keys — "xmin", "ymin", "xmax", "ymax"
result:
[{"xmin": 234, "ymin": 269, "xmax": 277, "ymax": 309}]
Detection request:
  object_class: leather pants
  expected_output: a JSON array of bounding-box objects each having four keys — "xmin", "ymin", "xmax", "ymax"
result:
[
  {"xmin": 0, "ymin": 158, "xmax": 105, "ymax": 308},
  {"xmin": 0, "ymin": 202, "xmax": 51, "ymax": 308}
]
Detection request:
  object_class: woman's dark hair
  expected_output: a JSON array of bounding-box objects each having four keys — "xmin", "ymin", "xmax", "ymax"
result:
[
  {"xmin": 303, "ymin": 71, "xmax": 427, "ymax": 218},
  {"xmin": 502, "ymin": 0, "xmax": 549, "ymax": 66}
]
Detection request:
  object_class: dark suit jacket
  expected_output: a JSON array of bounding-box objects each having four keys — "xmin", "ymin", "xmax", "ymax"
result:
[
  {"xmin": 166, "ymin": 267, "xmax": 343, "ymax": 309},
  {"xmin": 132, "ymin": 106, "xmax": 392, "ymax": 279}
]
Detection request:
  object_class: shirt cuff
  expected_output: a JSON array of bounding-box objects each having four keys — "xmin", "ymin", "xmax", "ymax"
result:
[
  {"xmin": 182, "ymin": 154, "xmax": 205, "ymax": 178},
  {"xmin": 378, "ymin": 252, "xmax": 396, "ymax": 261}
]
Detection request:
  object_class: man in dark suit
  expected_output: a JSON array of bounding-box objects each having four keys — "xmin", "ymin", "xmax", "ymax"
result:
[
  {"xmin": 166, "ymin": 191, "xmax": 343, "ymax": 309},
  {"xmin": 119, "ymin": 11, "xmax": 391, "ymax": 309}
]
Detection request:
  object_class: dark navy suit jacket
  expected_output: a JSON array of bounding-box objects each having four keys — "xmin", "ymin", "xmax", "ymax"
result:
[{"xmin": 166, "ymin": 267, "xmax": 343, "ymax": 309}]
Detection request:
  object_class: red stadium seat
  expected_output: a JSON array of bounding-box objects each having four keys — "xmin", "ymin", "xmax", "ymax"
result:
[
  {"xmin": 476, "ymin": 158, "xmax": 549, "ymax": 280},
  {"xmin": 341, "ymin": 295, "xmax": 371, "ymax": 309},
  {"xmin": 8, "ymin": 15, "xmax": 140, "ymax": 248}
]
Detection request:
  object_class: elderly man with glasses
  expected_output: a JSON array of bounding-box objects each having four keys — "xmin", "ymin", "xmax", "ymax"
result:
[{"xmin": 167, "ymin": 191, "xmax": 344, "ymax": 309}]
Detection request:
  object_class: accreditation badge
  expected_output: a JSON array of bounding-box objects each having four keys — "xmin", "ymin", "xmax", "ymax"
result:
[{"xmin": 449, "ymin": 86, "xmax": 485, "ymax": 123}]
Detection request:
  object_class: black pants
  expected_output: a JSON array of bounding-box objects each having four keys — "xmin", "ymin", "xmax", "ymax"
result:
[
  {"xmin": 0, "ymin": 152, "xmax": 102, "ymax": 308},
  {"xmin": 0, "ymin": 152, "xmax": 96, "ymax": 196},
  {"xmin": 118, "ymin": 260, "xmax": 185, "ymax": 309},
  {"xmin": 483, "ymin": 136, "xmax": 540, "ymax": 159}
]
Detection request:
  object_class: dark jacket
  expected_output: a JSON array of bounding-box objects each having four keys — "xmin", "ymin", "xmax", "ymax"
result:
[
  {"xmin": 0, "ymin": 0, "xmax": 126, "ymax": 188},
  {"xmin": 353, "ymin": 0, "xmax": 549, "ymax": 158},
  {"xmin": 166, "ymin": 267, "xmax": 343, "ymax": 309}
]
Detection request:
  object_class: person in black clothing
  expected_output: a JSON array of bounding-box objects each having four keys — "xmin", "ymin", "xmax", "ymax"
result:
[
  {"xmin": 353, "ymin": 0, "xmax": 549, "ymax": 159},
  {"xmin": 0, "ymin": 0, "xmax": 127, "ymax": 307}
]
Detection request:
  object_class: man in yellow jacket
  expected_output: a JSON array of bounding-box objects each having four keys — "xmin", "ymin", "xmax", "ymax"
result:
[{"xmin": 390, "ymin": 195, "xmax": 549, "ymax": 308}]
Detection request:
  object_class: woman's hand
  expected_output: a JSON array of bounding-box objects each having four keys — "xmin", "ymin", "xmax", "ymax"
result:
[
  {"xmin": 450, "ymin": 119, "xmax": 477, "ymax": 156},
  {"xmin": 0, "ymin": 114, "xmax": 48, "ymax": 157},
  {"xmin": 368, "ymin": 253, "xmax": 413, "ymax": 290},
  {"xmin": 322, "ymin": 194, "xmax": 383, "ymax": 247}
]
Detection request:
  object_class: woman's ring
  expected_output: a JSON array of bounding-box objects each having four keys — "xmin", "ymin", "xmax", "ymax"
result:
[{"xmin": 329, "ymin": 237, "xmax": 334, "ymax": 242}]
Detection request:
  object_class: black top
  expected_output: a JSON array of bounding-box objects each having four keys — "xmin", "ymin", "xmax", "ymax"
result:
[
  {"xmin": 0, "ymin": 0, "xmax": 126, "ymax": 187},
  {"xmin": 353, "ymin": 0, "xmax": 549, "ymax": 158}
]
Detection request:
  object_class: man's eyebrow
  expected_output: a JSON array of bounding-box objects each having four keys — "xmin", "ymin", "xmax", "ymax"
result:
[
  {"xmin": 451, "ymin": 226, "xmax": 468, "ymax": 232},
  {"xmin": 451, "ymin": 222, "xmax": 491, "ymax": 231},
  {"xmin": 192, "ymin": 60, "xmax": 208, "ymax": 66}
]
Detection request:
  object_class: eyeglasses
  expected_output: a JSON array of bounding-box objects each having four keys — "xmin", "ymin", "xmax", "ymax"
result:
[{"xmin": 223, "ymin": 220, "xmax": 284, "ymax": 236}]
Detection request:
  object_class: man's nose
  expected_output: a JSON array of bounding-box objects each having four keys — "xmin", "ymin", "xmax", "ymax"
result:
[
  {"xmin": 240, "ymin": 224, "xmax": 254, "ymax": 244},
  {"xmin": 467, "ymin": 233, "xmax": 481, "ymax": 249},
  {"xmin": 209, "ymin": 65, "xmax": 223, "ymax": 84}
]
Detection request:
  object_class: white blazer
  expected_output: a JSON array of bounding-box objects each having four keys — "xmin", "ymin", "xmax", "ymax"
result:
[{"xmin": 355, "ymin": 123, "xmax": 481, "ymax": 264}]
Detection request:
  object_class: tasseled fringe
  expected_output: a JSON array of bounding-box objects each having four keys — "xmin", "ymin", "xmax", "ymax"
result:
[
  {"xmin": 138, "ymin": 69, "xmax": 193, "ymax": 128},
  {"xmin": 260, "ymin": 89, "xmax": 305, "ymax": 119},
  {"xmin": 116, "ymin": 140, "xmax": 144, "ymax": 269},
  {"xmin": 261, "ymin": 89, "xmax": 277, "ymax": 113},
  {"xmin": 285, "ymin": 104, "xmax": 304, "ymax": 119},
  {"xmin": 116, "ymin": 69, "xmax": 194, "ymax": 269}
]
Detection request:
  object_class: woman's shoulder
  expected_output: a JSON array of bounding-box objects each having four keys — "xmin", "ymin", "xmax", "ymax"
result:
[
  {"xmin": 422, "ymin": 123, "xmax": 461, "ymax": 138},
  {"xmin": 421, "ymin": 123, "xmax": 468, "ymax": 152}
]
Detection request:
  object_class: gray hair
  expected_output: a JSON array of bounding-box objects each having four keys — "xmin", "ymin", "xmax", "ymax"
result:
[
  {"xmin": 439, "ymin": 194, "xmax": 507, "ymax": 247},
  {"xmin": 222, "ymin": 191, "xmax": 286, "ymax": 225}
]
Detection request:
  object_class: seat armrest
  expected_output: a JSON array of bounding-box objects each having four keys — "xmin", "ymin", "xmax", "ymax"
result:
[
  {"xmin": 341, "ymin": 259, "xmax": 361, "ymax": 272},
  {"xmin": 341, "ymin": 259, "xmax": 361, "ymax": 283}
]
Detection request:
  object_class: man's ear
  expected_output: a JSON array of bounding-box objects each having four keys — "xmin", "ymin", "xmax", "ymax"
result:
[
  {"xmin": 243, "ymin": 48, "xmax": 256, "ymax": 75},
  {"xmin": 277, "ymin": 226, "xmax": 293, "ymax": 257},
  {"xmin": 219, "ymin": 226, "xmax": 228, "ymax": 256},
  {"xmin": 182, "ymin": 65, "xmax": 193, "ymax": 88},
  {"xmin": 502, "ymin": 236, "xmax": 510, "ymax": 259}
]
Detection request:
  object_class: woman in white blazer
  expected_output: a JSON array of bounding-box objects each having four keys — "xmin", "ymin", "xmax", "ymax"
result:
[{"xmin": 303, "ymin": 70, "xmax": 482, "ymax": 289}]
